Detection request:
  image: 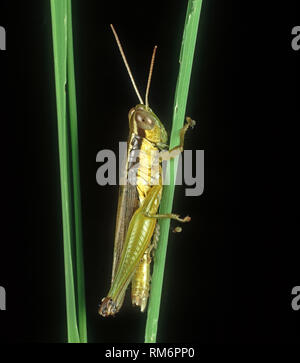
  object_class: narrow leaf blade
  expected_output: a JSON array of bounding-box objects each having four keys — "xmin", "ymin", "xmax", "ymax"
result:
[
  {"xmin": 145, "ymin": 0, "xmax": 203, "ymax": 343},
  {"xmin": 50, "ymin": 0, "xmax": 80, "ymax": 343}
]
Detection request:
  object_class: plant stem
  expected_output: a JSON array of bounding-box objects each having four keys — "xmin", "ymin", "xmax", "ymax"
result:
[
  {"xmin": 50, "ymin": 0, "xmax": 87, "ymax": 343},
  {"xmin": 66, "ymin": 0, "xmax": 87, "ymax": 343},
  {"xmin": 145, "ymin": 0, "xmax": 203, "ymax": 343}
]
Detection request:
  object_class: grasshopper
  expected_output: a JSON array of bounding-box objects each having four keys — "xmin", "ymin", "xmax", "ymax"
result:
[{"xmin": 98, "ymin": 25, "xmax": 195, "ymax": 317}]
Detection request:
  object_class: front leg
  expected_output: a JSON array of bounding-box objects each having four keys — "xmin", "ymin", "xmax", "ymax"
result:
[{"xmin": 160, "ymin": 117, "xmax": 196, "ymax": 161}]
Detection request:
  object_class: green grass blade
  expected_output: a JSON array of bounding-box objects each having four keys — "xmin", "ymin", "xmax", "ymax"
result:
[
  {"xmin": 50, "ymin": 0, "xmax": 80, "ymax": 343},
  {"xmin": 145, "ymin": 0, "xmax": 203, "ymax": 343},
  {"xmin": 66, "ymin": 0, "xmax": 87, "ymax": 343}
]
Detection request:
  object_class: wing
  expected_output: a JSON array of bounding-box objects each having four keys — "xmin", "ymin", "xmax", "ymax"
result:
[
  {"xmin": 111, "ymin": 183, "xmax": 139, "ymax": 282},
  {"xmin": 111, "ymin": 134, "xmax": 140, "ymax": 283}
]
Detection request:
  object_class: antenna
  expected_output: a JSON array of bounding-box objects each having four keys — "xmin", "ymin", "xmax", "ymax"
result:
[
  {"xmin": 110, "ymin": 24, "xmax": 144, "ymax": 105},
  {"xmin": 145, "ymin": 46, "xmax": 157, "ymax": 109}
]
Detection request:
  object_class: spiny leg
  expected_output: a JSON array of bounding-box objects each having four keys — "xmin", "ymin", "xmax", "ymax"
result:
[
  {"xmin": 144, "ymin": 212, "xmax": 191, "ymax": 223},
  {"xmin": 169, "ymin": 117, "xmax": 196, "ymax": 153},
  {"xmin": 160, "ymin": 117, "xmax": 196, "ymax": 160}
]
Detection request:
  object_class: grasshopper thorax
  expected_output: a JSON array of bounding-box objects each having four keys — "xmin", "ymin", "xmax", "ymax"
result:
[{"xmin": 128, "ymin": 104, "xmax": 168, "ymax": 145}]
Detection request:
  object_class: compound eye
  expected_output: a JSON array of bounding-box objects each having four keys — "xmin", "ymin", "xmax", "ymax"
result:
[{"xmin": 134, "ymin": 110, "xmax": 155, "ymax": 130}]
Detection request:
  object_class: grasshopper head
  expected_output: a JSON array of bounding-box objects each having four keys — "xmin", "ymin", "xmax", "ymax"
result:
[
  {"xmin": 128, "ymin": 104, "xmax": 168, "ymax": 145},
  {"xmin": 110, "ymin": 26, "xmax": 165, "ymax": 146}
]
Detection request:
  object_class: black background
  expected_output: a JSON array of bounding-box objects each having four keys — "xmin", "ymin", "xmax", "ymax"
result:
[{"xmin": 0, "ymin": 0, "xmax": 299, "ymax": 343}]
